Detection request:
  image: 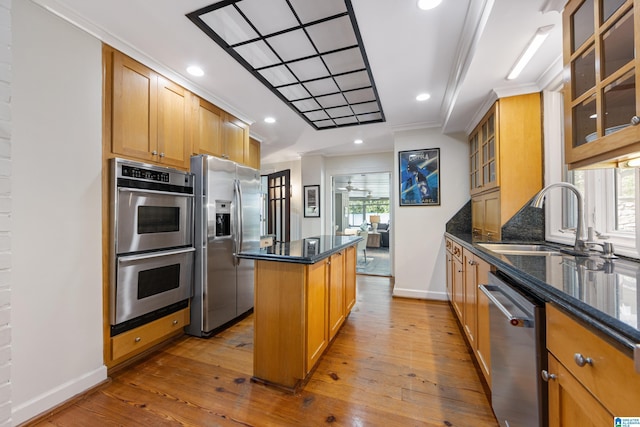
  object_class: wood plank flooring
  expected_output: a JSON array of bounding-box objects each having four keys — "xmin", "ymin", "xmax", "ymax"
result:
[{"xmin": 30, "ymin": 276, "xmax": 498, "ymax": 426}]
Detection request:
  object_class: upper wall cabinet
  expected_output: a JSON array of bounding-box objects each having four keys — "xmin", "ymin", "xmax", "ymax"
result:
[
  {"xmin": 110, "ymin": 50, "xmax": 192, "ymax": 169},
  {"xmin": 563, "ymin": 0, "xmax": 640, "ymax": 168},
  {"xmin": 469, "ymin": 93, "xmax": 543, "ymax": 239}
]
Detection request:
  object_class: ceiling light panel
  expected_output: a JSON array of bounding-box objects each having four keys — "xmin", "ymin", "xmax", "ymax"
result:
[{"xmin": 187, "ymin": 0, "xmax": 384, "ymax": 130}]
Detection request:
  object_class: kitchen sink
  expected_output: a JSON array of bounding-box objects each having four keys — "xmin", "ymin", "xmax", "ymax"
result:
[{"xmin": 477, "ymin": 243, "xmax": 563, "ymax": 256}]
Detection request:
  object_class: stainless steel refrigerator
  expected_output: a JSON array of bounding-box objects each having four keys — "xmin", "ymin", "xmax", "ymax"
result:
[{"xmin": 187, "ymin": 154, "xmax": 261, "ymax": 337}]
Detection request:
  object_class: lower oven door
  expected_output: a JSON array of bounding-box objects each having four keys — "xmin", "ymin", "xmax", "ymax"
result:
[{"xmin": 112, "ymin": 247, "xmax": 195, "ymax": 325}]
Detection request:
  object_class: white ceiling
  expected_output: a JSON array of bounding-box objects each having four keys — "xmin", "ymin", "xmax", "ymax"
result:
[{"xmin": 34, "ymin": 0, "xmax": 565, "ymax": 164}]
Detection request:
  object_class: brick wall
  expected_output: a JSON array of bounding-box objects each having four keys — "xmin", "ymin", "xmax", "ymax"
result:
[{"xmin": 0, "ymin": 0, "xmax": 11, "ymax": 425}]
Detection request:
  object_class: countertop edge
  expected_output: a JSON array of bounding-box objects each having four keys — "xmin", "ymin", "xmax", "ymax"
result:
[
  {"xmin": 237, "ymin": 236, "xmax": 362, "ymax": 265},
  {"xmin": 445, "ymin": 232, "xmax": 640, "ymax": 357}
]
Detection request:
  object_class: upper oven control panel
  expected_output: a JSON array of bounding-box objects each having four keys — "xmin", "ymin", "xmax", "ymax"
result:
[
  {"xmin": 121, "ymin": 165, "xmax": 170, "ymax": 183},
  {"xmin": 113, "ymin": 158, "xmax": 194, "ymax": 192}
]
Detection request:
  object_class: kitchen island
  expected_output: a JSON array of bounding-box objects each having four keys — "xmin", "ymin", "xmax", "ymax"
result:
[{"xmin": 237, "ymin": 235, "xmax": 361, "ymax": 392}]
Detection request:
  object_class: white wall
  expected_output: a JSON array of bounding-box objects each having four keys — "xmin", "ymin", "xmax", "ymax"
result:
[
  {"xmin": 12, "ymin": 1, "xmax": 105, "ymax": 424},
  {"xmin": 392, "ymin": 128, "xmax": 468, "ymax": 300},
  {"xmin": 0, "ymin": 0, "xmax": 11, "ymax": 425}
]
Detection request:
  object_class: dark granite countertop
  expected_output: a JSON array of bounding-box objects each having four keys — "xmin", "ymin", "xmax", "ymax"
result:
[
  {"xmin": 446, "ymin": 232, "xmax": 640, "ymax": 356},
  {"xmin": 238, "ymin": 235, "xmax": 362, "ymax": 264}
]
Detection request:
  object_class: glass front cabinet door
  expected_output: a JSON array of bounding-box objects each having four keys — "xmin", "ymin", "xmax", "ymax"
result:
[{"xmin": 564, "ymin": 0, "xmax": 640, "ymax": 168}]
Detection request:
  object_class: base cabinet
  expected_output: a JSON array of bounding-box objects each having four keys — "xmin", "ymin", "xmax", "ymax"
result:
[
  {"xmin": 545, "ymin": 304, "xmax": 640, "ymax": 424},
  {"xmin": 110, "ymin": 307, "xmax": 190, "ymax": 364},
  {"xmin": 445, "ymin": 237, "xmax": 492, "ymax": 388},
  {"xmin": 253, "ymin": 245, "xmax": 357, "ymax": 391},
  {"xmin": 546, "ymin": 355, "xmax": 612, "ymax": 427}
]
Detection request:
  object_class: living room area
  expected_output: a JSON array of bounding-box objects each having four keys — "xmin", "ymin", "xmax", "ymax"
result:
[{"xmin": 333, "ymin": 173, "xmax": 391, "ymax": 277}]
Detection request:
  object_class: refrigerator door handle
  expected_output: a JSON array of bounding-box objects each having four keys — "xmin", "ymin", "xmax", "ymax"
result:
[{"xmin": 237, "ymin": 178, "xmax": 244, "ymax": 261}]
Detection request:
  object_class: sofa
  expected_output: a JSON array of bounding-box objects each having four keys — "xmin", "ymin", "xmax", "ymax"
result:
[{"xmin": 377, "ymin": 223, "xmax": 390, "ymax": 247}]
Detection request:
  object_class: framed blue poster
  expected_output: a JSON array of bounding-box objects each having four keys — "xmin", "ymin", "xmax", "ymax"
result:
[{"xmin": 399, "ymin": 148, "xmax": 440, "ymax": 206}]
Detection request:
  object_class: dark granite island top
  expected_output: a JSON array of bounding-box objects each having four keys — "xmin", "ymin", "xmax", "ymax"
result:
[
  {"xmin": 446, "ymin": 232, "xmax": 640, "ymax": 358},
  {"xmin": 237, "ymin": 235, "xmax": 362, "ymax": 264}
]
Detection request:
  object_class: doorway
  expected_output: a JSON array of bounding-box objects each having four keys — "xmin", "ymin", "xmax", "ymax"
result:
[
  {"xmin": 332, "ymin": 173, "xmax": 392, "ymax": 277},
  {"xmin": 263, "ymin": 169, "xmax": 291, "ymax": 243}
]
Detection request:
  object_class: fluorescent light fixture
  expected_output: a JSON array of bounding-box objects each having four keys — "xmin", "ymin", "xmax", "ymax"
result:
[
  {"xmin": 507, "ymin": 25, "xmax": 554, "ymax": 80},
  {"xmin": 354, "ymin": 139, "xmax": 363, "ymax": 144},
  {"xmin": 416, "ymin": 93, "xmax": 431, "ymax": 101},
  {"xmin": 417, "ymin": 0, "xmax": 442, "ymax": 10},
  {"xmin": 187, "ymin": 65, "xmax": 204, "ymax": 77},
  {"xmin": 264, "ymin": 117, "xmax": 276, "ymax": 124}
]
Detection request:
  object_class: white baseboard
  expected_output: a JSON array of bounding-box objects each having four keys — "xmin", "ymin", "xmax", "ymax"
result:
[
  {"xmin": 392, "ymin": 287, "xmax": 448, "ymax": 301},
  {"xmin": 12, "ymin": 365, "xmax": 107, "ymax": 425}
]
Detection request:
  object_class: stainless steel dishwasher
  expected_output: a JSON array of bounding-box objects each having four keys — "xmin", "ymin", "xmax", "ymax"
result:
[{"xmin": 479, "ymin": 272, "xmax": 547, "ymax": 427}]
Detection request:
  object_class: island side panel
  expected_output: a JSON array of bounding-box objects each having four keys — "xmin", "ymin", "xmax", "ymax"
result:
[
  {"xmin": 253, "ymin": 260, "xmax": 306, "ymax": 389},
  {"xmin": 306, "ymin": 259, "xmax": 328, "ymax": 372}
]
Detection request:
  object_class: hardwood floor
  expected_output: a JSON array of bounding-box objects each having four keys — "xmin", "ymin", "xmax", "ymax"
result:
[{"xmin": 30, "ymin": 276, "xmax": 498, "ymax": 426}]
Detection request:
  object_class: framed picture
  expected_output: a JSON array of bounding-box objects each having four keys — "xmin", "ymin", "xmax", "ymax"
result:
[
  {"xmin": 399, "ymin": 148, "xmax": 440, "ymax": 206},
  {"xmin": 304, "ymin": 185, "xmax": 320, "ymax": 217}
]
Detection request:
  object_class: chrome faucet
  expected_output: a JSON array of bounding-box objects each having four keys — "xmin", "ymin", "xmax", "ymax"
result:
[{"xmin": 530, "ymin": 182, "xmax": 591, "ymax": 256}]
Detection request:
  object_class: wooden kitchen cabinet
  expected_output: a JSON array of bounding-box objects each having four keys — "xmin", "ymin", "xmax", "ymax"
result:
[
  {"xmin": 110, "ymin": 307, "xmax": 190, "ymax": 365},
  {"xmin": 306, "ymin": 259, "xmax": 329, "ymax": 372},
  {"xmin": 110, "ymin": 50, "xmax": 191, "ymax": 169},
  {"xmin": 344, "ymin": 245, "xmax": 357, "ymax": 312},
  {"xmin": 192, "ymin": 97, "xmax": 252, "ymax": 167},
  {"xmin": 446, "ymin": 237, "xmax": 493, "ymax": 389},
  {"xmin": 471, "ymin": 189, "xmax": 500, "ymax": 240},
  {"xmin": 450, "ymin": 241, "xmax": 464, "ymax": 321},
  {"xmin": 192, "ymin": 96, "xmax": 223, "ymax": 158},
  {"xmin": 563, "ymin": 0, "xmax": 640, "ymax": 169},
  {"xmin": 546, "ymin": 355, "xmax": 612, "ymax": 427},
  {"xmin": 223, "ymin": 113, "xmax": 250, "ymax": 165},
  {"xmin": 545, "ymin": 304, "xmax": 640, "ymax": 423},
  {"xmin": 473, "ymin": 256, "xmax": 492, "ymax": 388},
  {"xmin": 469, "ymin": 93, "xmax": 543, "ymax": 240},
  {"xmin": 329, "ymin": 250, "xmax": 346, "ymax": 341},
  {"xmin": 253, "ymin": 243, "xmax": 358, "ymax": 391},
  {"xmin": 247, "ymin": 137, "xmax": 261, "ymax": 170},
  {"xmin": 462, "ymin": 248, "xmax": 478, "ymax": 349}
]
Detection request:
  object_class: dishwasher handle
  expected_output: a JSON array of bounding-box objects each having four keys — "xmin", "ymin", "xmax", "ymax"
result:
[{"xmin": 479, "ymin": 284, "xmax": 534, "ymax": 328}]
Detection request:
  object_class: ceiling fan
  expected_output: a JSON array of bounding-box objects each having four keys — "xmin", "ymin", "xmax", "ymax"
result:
[{"xmin": 338, "ymin": 180, "xmax": 367, "ymax": 193}]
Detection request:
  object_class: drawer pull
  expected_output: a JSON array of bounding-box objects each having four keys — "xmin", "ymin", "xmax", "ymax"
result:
[
  {"xmin": 574, "ymin": 353, "xmax": 593, "ymax": 367},
  {"xmin": 134, "ymin": 337, "xmax": 141, "ymax": 343},
  {"xmin": 172, "ymin": 320, "xmax": 179, "ymax": 325},
  {"xmin": 541, "ymin": 370, "xmax": 557, "ymax": 382}
]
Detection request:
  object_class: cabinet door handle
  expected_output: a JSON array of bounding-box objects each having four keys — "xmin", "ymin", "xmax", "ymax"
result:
[
  {"xmin": 631, "ymin": 115, "xmax": 640, "ymax": 126},
  {"xmin": 574, "ymin": 353, "xmax": 593, "ymax": 367},
  {"xmin": 172, "ymin": 320, "xmax": 179, "ymax": 325},
  {"xmin": 134, "ymin": 337, "xmax": 142, "ymax": 343},
  {"xmin": 160, "ymin": 152, "xmax": 165, "ymax": 158},
  {"xmin": 541, "ymin": 370, "xmax": 557, "ymax": 382},
  {"xmin": 468, "ymin": 260, "xmax": 478, "ymax": 265},
  {"xmin": 151, "ymin": 150, "xmax": 158, "ymax": 156}
]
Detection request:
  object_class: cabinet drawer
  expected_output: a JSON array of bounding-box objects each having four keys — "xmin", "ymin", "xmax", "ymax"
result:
[
  {"xmin": 111, "ymin": 308, "xmax": 190, "ymax": 361},
  {"xmin": 445, "ymin": 237, "xmax": 453, "ymax": 253},
  {"xmin": 546, "ymin": 304, "xmax": 640, "ymax": 415},
  {"xmin": 451, "ymin": 241, "xmax": 463, "ymax": 263}
]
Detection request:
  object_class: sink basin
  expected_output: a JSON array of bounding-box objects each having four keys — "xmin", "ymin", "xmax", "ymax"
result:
[{"xmin": 477, "ymin": 243, "xmax": 563, "ymax": 256}]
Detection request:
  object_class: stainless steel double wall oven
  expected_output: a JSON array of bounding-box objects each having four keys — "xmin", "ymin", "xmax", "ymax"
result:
[{"xmin": 110, "ymin": 158, "xmax": 194, "ymax": 336}]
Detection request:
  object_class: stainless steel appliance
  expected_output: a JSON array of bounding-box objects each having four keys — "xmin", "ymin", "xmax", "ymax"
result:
[
  {"xmin": 111, "ymin": 158, "xmax": 195, "ymax": 335},
  {"xmin": 479, "ymin": 272, "xmax": 547, "ymax": 427},
  {"xmin": 187, "ymin": 154, "xmax": 260, "ymax": 337}
]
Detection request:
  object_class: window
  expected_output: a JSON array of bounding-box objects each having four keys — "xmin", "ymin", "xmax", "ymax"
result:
[
  {"xmin": 545, "ymin": 90, "xmax": 639, "ymax": 258},
  {"xmin": 348, "ymin": 198, "xmax": 390, "ymax": 227}
]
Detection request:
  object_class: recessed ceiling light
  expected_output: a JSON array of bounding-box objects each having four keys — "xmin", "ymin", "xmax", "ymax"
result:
[
  {"xmin": 187, "ymin": 65, "xmax": 204, "ymax": 77},
  {"xmin": 417, "ymin": 0, "xmax": 442, "ymax": 10},
  {"xmin": 264, "ymin": 117, "xmax": 276, "ymax": 124},
  {"xmin": 354, "ymin": 139, "xmax": 363, "ymax": 145},
  {"xmin": 416, "ymin": 93, "xmax": 431, "ymax": 101}
]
